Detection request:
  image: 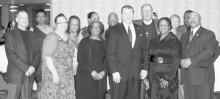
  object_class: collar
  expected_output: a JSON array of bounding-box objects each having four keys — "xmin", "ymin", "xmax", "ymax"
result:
[
  {"xmin": 191, "ymin": 25, "xmax": 200, "ymax": 35},
  {"xmin": 143, "ymin": 19, "xmax": 153, "ymax": 25},
  {"xmin": 123, "ymin": 22, "xmax": 134, "ymax": 28}
]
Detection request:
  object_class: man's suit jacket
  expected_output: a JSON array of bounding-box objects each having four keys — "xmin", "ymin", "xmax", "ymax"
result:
[
  {"xmin": 5, "ymin": 27, "xmax": 40, "ymax": 84},
  {"xmin": 181, "ymin": 26, "xmax": 218, "ymax": 85},
  {"xmin": 107, "ymin": 23, "xmax": 147, "ymax": 81}
]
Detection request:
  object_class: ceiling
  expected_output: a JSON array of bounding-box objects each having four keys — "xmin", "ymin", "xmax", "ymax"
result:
[{"xmin": 0, "ymin": 0, "xmax": 50, "ymax": 5}]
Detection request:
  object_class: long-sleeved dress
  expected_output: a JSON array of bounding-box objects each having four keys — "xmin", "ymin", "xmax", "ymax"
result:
[
  {"xmin": 76, "ymin": 38, "xmax": 107, "ymax": 99},
  {"xmin": 147, "ymin": 32, "xmax": 180, "ymax": 99}
]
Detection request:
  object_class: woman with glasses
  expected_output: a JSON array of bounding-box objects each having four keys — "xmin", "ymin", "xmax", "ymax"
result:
[
  {"xmin": 147, "ymin": 17, "xmax": 180, "ymax": 99},
  {"xmin": 39, "ymin": 13, "xmax": 75, "ymax": 99}
]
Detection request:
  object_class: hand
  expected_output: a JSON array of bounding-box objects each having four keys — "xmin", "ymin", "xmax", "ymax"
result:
[
  {"xmin": 98, "ymin": 71, "xmax": 106, "ymax": 79},
  {"xmin": 25, "ymin": 66, "xmax": 35, "ymax": 76},
  {"xmin": 160, "ymin": 79, "xmax": 168, "ymax": 88},
  {"xmin": 157, "ymin": 57, "xmax": 163, "ymax": 63},
  {"xmin": 91, "ymin": 71, "xmax": 101, "ymax": 80},
  {"xmin": 52, "ymin": 73, "xmax": 59, "ymax": 84},
  {"xmin": 140, "ymin": 70, "xmax": 148, "ymax": 80},
  {"xmin": 143, "ymin": 79, "xmax": 150, "ymax": 90},
  {"xmin": 181, "ymin": 58, "xmax": 191, "ymax": 68},
  {"xmin": 112, "ymin": 72, "xmax": 121, "ymax": 83}
]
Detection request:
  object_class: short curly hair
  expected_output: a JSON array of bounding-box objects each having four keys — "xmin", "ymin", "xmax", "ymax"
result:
[
  {"xmin": 87, "ymin": 21, "xmax": 104, "ymax": 37},
  {"xmin": 157, "ymin": 17, "xmax": 172, "ymax": 30}
]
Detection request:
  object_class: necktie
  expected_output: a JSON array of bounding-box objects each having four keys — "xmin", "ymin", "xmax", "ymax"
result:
[
  {"xmin": 189, "ymin": 30, "xmax": 193, "ymax": 41},
  {"xmin": 128, "ymin": 26, "xmax": 132, "ymax": 44}
]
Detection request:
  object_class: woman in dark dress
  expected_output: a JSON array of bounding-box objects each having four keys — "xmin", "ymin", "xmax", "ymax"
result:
[
  {"xmin": 147, "ymin": 17, "xmax": 181, "ymax": 99},
  {"xmin": 76, "ymin": 21, "xmax": 107, "ymax": 99}
]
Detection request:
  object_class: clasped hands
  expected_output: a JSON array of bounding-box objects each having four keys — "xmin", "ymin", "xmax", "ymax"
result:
[
  {"xmin": 181, "ymin": 58, "xmax": 191, "ymax": 68},
  {"xmin": 25, "ymin": 66, "xmax": 35, "ymax": 76},
  {"xmin": 112, "ymin": 70, "xmax": 148, "ymax": 83},
  {"xmin": 91, "ymin": 71, "xmax": 106, "ymax": 80}
]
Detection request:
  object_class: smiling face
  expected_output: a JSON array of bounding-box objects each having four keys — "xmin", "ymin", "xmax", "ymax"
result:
[
  {"xmin": 159, "ymin": 19, "xmax": 170, "ymax": 34},
  {"xmin": 91, "ymin": 22, "xmax": 101, "ymax": 37},
  {"xmin": 170, "ymin": 16, "xmax": 180, "ymax": 29},
  {"xmin": 108, "ymin": 13, "xmax": 119, "ymax": 27},
  {"xmin": 88, "ymin": 13, "xmax": 99, "ymax": 24},
  {"xmin": 56, "ymin": 16, "xmax": 68, "ymax": 32},
  {"xmin": 69, "ymin": 18, "xmax": 79, "ymax": 34},
  {"xmin": 36, "ymin": 12, "xmax": 46, "ymax": 25},
  {"xmin": 121, "ymin": 8, "xmax": 134, "ymax": 24},
  {"xmin": 16, "ymin": 11, "xmax": 29, "ymax": 28},
  {"xmin": 141, "ymin": 5, "xmax": 153, "ymax": 21},
  {"xmin": 189, "ymin": 12, "xmax": 201, "ymax": 29}
]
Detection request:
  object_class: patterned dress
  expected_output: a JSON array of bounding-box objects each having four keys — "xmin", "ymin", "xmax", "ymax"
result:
[
  {"xmin": 39, "ymin": 32, "xmax": 75, "ymax": 99},
  {"xmin": 148, "ymin": 32, "xmax": 180, "ymax": 99}
]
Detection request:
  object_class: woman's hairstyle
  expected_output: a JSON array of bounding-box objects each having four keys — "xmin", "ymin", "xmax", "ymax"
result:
[
  {"xmin": 170, "ymin": 14, "xmax": 180, "ymax": 23},
  {"xmin": 87, "ymin": 21, "xmax": 104, "ymax": 37},
  {"xmin": 67, "ymin": 15, "xmax": 81, "ymax": 35},
  {"xmin": 157, "ymin": 17, "xmax": 172, "ymax": 30},
  {"xmin": 36, "ymin": 9, "xmax": 47, "ymax": 16},
  {"xmin": 54, "ymin": 13, "xmax": 67, "ymax": 24},
  {"xmin": 87, "ymin": 12, "xmax": 98, "ymax": 19}
]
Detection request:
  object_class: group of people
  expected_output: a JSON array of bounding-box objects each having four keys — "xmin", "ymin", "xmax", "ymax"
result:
[{"xmin": 0, "ymin": 3, "xmax": 219, "ymax": 99}]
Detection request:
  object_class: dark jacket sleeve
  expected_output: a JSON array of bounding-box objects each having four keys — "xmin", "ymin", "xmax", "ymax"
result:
[
  {"xmin": 5, "ymin": 32, "xmax": 29, "ymax": 72},
  {"xmin": 106, "ymin": 28, "xmax": 118, "ymax": 74},
  {"xmin": 30, "ymin": 32, "xmax": 41, "ymax": 69}
]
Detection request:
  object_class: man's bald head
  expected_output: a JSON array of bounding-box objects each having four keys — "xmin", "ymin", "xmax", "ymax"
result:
[{"xmin": 108, "ymin": 12, "xmax": 119, "ymax": 27}]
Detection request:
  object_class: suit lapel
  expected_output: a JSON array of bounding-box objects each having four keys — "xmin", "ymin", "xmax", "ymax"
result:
[
  {"xmin": 187, "ymin": 27, "xmax": 202, "ymax": 49},
  {"xmin": 14, "ymin": 28, "xmax": 27, "ymax": 61}
]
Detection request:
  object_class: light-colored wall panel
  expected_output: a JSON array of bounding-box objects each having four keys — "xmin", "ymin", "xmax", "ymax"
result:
[{"xmin": 51, "ymin": 0, "xmax": 220, "ymax": 41}]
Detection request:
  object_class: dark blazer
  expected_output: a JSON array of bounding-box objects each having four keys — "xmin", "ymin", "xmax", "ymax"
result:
[
  {"xmin": 107, "ymin": 23, "xmax": 147, "ymax": 81},
  {"xmin": 32, "ymin": 26, "xmax": 47, "ymax": 83},
  {"xmin": 181, "ymin": 26, "xmax": 218, "ymax": 85},
  {"xmin": 5, "ymin": 27, "xmax": 40, "ymax": 84}
]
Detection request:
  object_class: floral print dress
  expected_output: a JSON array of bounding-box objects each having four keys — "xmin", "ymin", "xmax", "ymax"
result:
[{"xmin": 39, "ymin": 33, "xmax": 75, "ymax": 99}]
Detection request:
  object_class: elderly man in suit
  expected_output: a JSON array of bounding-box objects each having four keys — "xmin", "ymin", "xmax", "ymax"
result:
[
  {"xmin": 180, "ymin": 11, "xmax": 218, "ymax": 99},
  {"xmin": 133, "ymin": 4, "xmax": 159, "ymax": 40},
  {"xmin": 133, "ymin": 4, "xmax": 159, "ymax": 99},
  {"xmin": 5, "ymin": 10, "xmax": 40, "ymax": 99},
  {"xmin": 107, "ymin": 5, "xmax": 148, "ymax": 99}
]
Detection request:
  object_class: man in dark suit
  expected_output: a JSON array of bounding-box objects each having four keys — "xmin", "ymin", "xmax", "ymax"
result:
[
  {"xmin": 107, "ymin": 5, "xmax": 148, "ymax": 99},
  {"xmin": 5, "ymin": 10, "xmax": 40, "ymax": 99},
  {"xmin": 180, "ymin": 11, "xmax": 218, "ymax": 99},
  {"xmin": 105, "ymin": 12, "xmax": 119, "ymax": 40}
]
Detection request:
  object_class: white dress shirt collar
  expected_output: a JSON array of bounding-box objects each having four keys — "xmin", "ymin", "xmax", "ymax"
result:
[
  {"xmin": 191, "ymin": 25, "xmax": 200, "ymax": 36},
  {"xmin": 122, "ymin": 23, "xmax": 136, "ymax": 48}
]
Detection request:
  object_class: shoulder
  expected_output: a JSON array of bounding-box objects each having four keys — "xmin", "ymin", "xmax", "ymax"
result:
[
  {"xmin": 200, "ymin": 27, "xmax": 215, "ymax": 37},
  {"xmin": 133, "ymin": 19, "xmax": 143, "ymax": 25},
  {"xmin": 45, "ymin": 32, "xmax": 59, "ymax": 41},
  {"xmin": 79, "ymin": 37, "xmax": 90, "ymax": 45}
]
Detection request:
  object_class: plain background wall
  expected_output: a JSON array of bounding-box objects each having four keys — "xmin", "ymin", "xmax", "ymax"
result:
[{"xmin": 51, "ymin": 0, "xmax": 220, "ymax": 41}]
